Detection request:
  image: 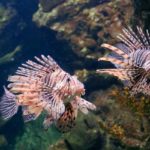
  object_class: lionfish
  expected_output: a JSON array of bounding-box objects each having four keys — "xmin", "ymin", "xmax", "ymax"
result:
[
  {"xmin": 0, "ymin": 55, "xmax": 96, "ymax": 131},
  {"xmin": 97, "ymin": 26, "xmax": 150, "ymax": 96}
]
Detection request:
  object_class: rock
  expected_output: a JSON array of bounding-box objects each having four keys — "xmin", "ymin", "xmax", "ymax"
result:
[
  {"xmin": 0, "ymin": 4, "xmax": 17, "ymax": 30},
  {"xmin": 0, "ymin": 135, "xmax": 7, "ymax": 147},
  {"xmin": 0, "ymin": 45, "xmax": 22, "ymax": 65},
  {"xmin": 75, "ymin": 69, "xmax": 121, "ymax": 93},
  {"xmin": 47, "ymin": 87, "xmax": 150, "ymax": 149},
  {"xmin": 33, "ymin": 0, "xmax": 133, "ymax": 58},
  {"xmin": 49, "ymin": 113, "xmax": 103, "ymax": 150},
  {"xmin": 0, "ymin": 2, "xmax": 25, "ymax": 65},
  {"xmin": 133, "ymin": 0, "xmax": 150, "ymax": 28},
  {"xmin": 39, "ymin": 0, "xmax": 67, "ymax": 12},
  {"xmin": 0, "ymin": 0, "xmax": 150, "ymax": 149},
  {"xmin": 90, "ymin": 88, "xmax": 150, "ymax": 148}
]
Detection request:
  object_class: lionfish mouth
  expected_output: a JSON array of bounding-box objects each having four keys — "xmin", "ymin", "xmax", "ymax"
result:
[
  {"xmin": 80, "ymin": 89, "xmax": 85, "ymax": 95},
  {"xmin": 82, "ymin": 90, "xmax": 85, "ymax": 95},
  {"xmin": 76, "ymin": 89, "xmax": 85, "ymax": 96}
]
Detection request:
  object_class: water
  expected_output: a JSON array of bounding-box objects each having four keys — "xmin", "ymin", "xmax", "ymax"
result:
[
  {"xmin": 0, "ymin": 0, "xmax": 149, "ymax": 150},
  {"xmin": 0, "ymin": 1, "xmax": 70, "ymax": 149}
]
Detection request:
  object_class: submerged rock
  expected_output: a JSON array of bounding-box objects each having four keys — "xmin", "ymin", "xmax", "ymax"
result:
[
  {"xmin": 0, "ymin": 4, "xmax": 16, "ymax": 30},
  {"xmin": 0, "ymin": 0, "xmax": 150, "ymax": 150},
  {"xmin": 0, "ymin": 45, "xmax": 22, "ymax": 65},
  {"xmin": 92, "ymin": 88, "xmax": 150, "ymax": 148},
  {"xmin": 0, "ymin": 135, "xmax": 7, "ymax": 147},
  {"xmin": 133, "ymin": 0, "xmax": 150, "ymax": 28},
  {"xmin": 33, "ymin": 0, "xmax": 133, "ymax": 58},
  {"xmin": 0, "ymin": 2, "xmax": 24, "ymax": 66},
  {"xmin": 39, "ymin": 0, "xmax": 67, "ymax": 12},
  {"xmin": 49, "ymin": 113, "xmax": 103, "ymax": 150},
  {"xmin": 47, "ymin": 87, "xmax": 150, "ymax": 150},
  {"xmin": 32, "ymin": 1, "xmax": 150, "ymax": 149}
]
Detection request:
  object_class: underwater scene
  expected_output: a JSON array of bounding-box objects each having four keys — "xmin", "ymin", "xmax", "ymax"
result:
[{"xmin": 0, "ymin": 0, "xmax": 150, "ymax": 150}]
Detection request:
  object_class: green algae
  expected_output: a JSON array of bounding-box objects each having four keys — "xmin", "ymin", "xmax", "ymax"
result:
[
  {"xmin": 14, "ymin": 115, "xmax": 62, "ymax": 150},
  {"xmin": 0, "ymin": 135, "xmax": 7, "ymax": 147},
  {"xmin": 0, "ymin": 0, "xmax": 150, "ymax": 150},
  {"xmin": 0, "ymin": 45, "xmax": 22, "ymax": 65},
  {"xmin": 0, "ymin": 4, "xmax": 16, "ymax": 29},
  {"xmin": 33, "ymin": 0, "xmax": 133, "ymax": 58}
]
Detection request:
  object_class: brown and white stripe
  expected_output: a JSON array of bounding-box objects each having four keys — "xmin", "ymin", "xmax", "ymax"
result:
[{"xmin": 98, "ymin": 26, "xmax": 150, "ymax": 96}]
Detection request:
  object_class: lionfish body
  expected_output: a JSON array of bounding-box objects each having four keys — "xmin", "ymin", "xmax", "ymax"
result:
[
  {"xmin": 97, "ymin": 26, "xmax": 150, "ymax": 95},
  {"xmin": 0, "ymin": 55, "xmax": 96, "ymax": 131}
]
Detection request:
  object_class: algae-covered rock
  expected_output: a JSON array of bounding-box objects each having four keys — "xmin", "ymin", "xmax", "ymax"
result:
[
  {"xmin": 0, "ymin": 45, "xmax": 22, "ymax": 65},
  {"xmin": 47, "ymin": 86, "xmax": 150, "ymax": 150},
  {"xmin": 33, "ymin": 0, "xmax": 133, "ymax": 58},
  {"xmin": 92, "ymin": 88, "xmax": 150, "ymax": 148},
  {"xmin": 39, "ymin": 0, "xmax": 67, "ymax": 12},
  {"xmin": 0, "ymin": 135, "xmax": 7, "ymax": 147},
  {"xmin": 75, "ymin": 69, "xmax": 121, "ymax": 93},
  {"xmin": 0, "ymin": 2, "xmax": 24, "ymax": 66},
  {"xmin": 14, "ymin": 115, "xmax": 62, "ymax": 150},
  {"xmin": 133, "ymin": 0, "xmax": 150, "ymax": 28},
  {"xmin": 49, "ymin": 113, "xmax": 103, "ymax": 150},
  {"xmin": 0, "ymin": 0, "xmax": 150, "ymax": 150},
  {"xmin": 0, "ymin": 4, "xmax": 16, "ymax": 30}
]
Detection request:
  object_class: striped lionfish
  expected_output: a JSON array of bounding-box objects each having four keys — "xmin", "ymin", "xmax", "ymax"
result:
[
  {"xmin": 0, "ymin": 55, "xmax": 96, "ymax": 132},
  {"xmin": 97, "ymin": 26, "xmax": 150, "ymax": 96}
]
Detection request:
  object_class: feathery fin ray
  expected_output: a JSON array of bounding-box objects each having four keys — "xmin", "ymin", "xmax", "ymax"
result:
[{"xmin": 0, "ymin": 86, "xmax": 18, "ymax": 120}]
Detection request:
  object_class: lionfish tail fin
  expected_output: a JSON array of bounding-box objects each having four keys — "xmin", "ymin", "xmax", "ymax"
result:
[
  {"xmin": 0, "ymin": 86, "xmax": 18, "ymax": 120},
  {"xmin": 73, "ymin": 97, "xmax": 96, "ymax": 114}
]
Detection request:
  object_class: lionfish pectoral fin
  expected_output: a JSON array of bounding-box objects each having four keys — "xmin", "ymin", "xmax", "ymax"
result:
[
  {"xmin": 115, "ymin": 43, "xmax": 131, "ymax": 54},
  {"xmin": 51, "ymin": 100, "xmax": 65, "ymax": 120},
  {"xmin": 80, "ymin": 100, "xmax": 96, "ymax": 114},
  {"xmin": 143, "ymin": 60, "xmax": 150, "ymax": 71},
  {"xmin": 129, "ymin": 76, "xmax": 150, "ymax": 96},
  {"xmin": 42, "ymin": 91, "xmax": 65, "ymax": 119},
  {"xmin": 0, "ymin": 86, "xmax": 18, "ymax": 120},
  {"xmin": 56, "ymin": 120, "xmax": 76, "ymax": 133},
  {"xmin": 79, "ymin": 107, "xmax": 89, "ymax": 114},
  {"xmin": 99, "ymin": 56, "xmax": 128, "ymax": 68},
  {"xmin": 56, "ymin": 103, "xmax": 76, "ymax": 133},
  {"xmin": 96, "ymin": 69, "xmax": 129, "ymax": 80},
  {"xmin": 101, "ymin": 43, "xmax": 129, "ymax": 59},
  {"xmin": 73, "ymin": 97, "xmax": 96, "ymax": 114},
  {"xmin": 43, "ymin": 115, "xmax": 54, "ymax": 130}
]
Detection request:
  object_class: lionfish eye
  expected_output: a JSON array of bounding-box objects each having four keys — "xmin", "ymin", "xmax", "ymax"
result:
[
  {"xmin": 67, "ymin": 78, "xmax": 70, "ymax": 82},
  {"xmin": 146, "ymin": 77, "xmax": 150, "ymax": 84}
]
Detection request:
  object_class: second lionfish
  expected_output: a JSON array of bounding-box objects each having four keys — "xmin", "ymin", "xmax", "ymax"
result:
[
  {"xmin": 0, "ymin": 55, "xmax": 96, "ymax": 132},
  {"xmin": 97, "ymin": 26, "xmax": 150, "ymax": 96}
]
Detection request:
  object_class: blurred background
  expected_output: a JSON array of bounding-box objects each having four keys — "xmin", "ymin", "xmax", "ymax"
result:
[{"xmin": 0, "ymin": 0, "xmax": 150, "ymax": 150}]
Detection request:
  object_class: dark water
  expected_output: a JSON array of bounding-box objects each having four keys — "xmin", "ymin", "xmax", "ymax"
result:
[
  {"xmin": 0, "ymin": 1, "xmax": 101, "ymax": 150},
  {"xmin": 0, "ymin": 0, "xmax": 149, "ymax": 150},
  {"xmin": 0, "ymin": 1, "xmax": 70, "ymax": 149}
]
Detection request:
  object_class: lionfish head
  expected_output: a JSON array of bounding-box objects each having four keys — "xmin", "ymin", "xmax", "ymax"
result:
[{"xmin": 70, "ymin": 75, "xmax": 85, "ymax": 96}]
